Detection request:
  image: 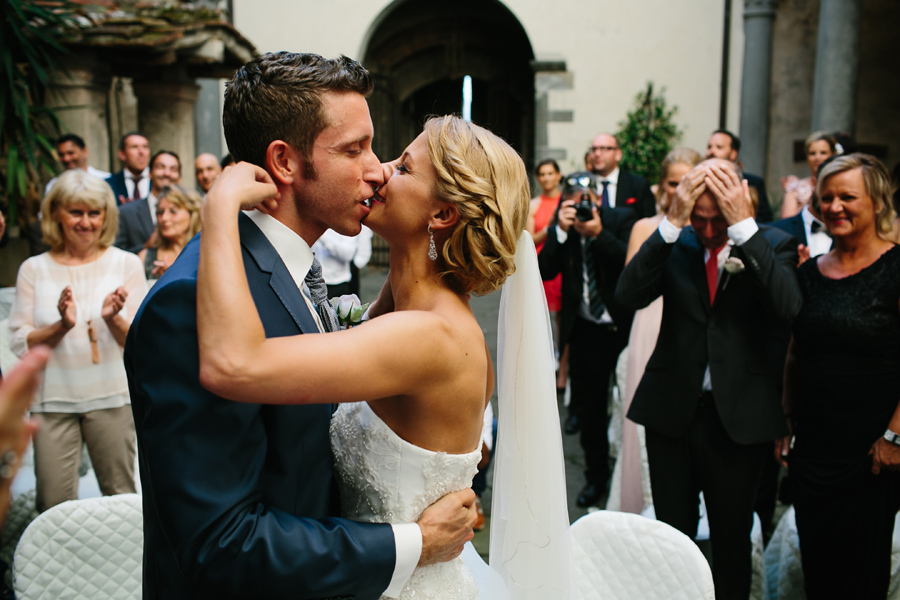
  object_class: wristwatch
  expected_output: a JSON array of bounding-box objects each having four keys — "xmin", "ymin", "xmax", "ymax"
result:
[{"xmin": 883, "ymin": 429, "xmax": 900, "ymax": 446}]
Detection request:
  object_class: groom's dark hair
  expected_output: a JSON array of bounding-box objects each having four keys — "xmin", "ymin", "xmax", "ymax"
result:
[{"xmin": 223, "ymin": 52, "xmax": 373, "ymax": 179}]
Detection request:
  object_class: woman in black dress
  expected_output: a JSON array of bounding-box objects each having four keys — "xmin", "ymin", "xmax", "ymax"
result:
[{"xmin": 779, "ymin": 153, "xmax": 900, "ymax": 598}]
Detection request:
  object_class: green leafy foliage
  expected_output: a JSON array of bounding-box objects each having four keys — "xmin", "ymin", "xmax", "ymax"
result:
[
  {"xmin": 1, "ymin": 0, "xmax": 75, "ymax": 223},
  {"xmin": 616, "ymin": 83, "xmax": 682, "ymax": 183}
]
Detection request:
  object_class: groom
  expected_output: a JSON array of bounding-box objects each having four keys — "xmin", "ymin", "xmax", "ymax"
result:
[{"xmin": 125, "ymin": 52, "xmax": 476, "ymax": 599}]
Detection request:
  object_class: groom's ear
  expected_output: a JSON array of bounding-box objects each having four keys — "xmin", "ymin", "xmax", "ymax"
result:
[
  {"xmin": 431, "ymin": 203, "xmax": 459, "ymax": 231},
  {"xmin": 266, "ymin": 140, "xmax": 299, "ymax": 185}
]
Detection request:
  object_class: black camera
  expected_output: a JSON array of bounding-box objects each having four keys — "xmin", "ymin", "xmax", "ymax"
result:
[{"xmin": 575, "ymin": 193, "xmax": 595, "ymax": 222}]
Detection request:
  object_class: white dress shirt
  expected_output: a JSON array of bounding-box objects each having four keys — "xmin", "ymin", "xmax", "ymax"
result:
[
  {"xmin": 311, "ymin": 228, "xmax": 359, "ymax": 285},
  {"xmin": 125, "ymin": 167, "xmax": 151, "ymax": 200},
  {"xmin": 244, "ymin": 211, "xmax": 421, "ymax": 598},
  {"xmin": 597, "ymin": 167, "xmax": 620, "ymax": 208},
  {"xmin": 801, "ymin": 206, "xmax": 832, "ymax": 258}
]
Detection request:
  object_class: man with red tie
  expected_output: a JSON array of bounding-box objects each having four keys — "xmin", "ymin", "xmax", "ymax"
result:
[{"xmin": 615, "ymin": 158, "xmax": 801, "ymax": 600}]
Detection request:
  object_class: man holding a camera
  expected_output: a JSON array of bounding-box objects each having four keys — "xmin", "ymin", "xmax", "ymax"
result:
[{"xmin": 538, "ymin": 171, "xmax": 638, "ymax": 508}]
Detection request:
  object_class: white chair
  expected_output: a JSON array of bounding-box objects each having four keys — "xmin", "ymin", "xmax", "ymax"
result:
[
  {"xmin": 13, "ymin": 494, "xmax": 143, "ymax": 599},
  {"xmin": 571, "ymin": 510, "xmax": 715, "ymax": 600},
  {"xmin": 764, "ymin": 506, "xmax": 900, "ymax": 600}
]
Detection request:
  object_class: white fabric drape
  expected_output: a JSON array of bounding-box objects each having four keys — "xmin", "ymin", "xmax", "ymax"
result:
[{"xmin": 490, "ymin": 232, "xmax": 572, "ymax": 599}]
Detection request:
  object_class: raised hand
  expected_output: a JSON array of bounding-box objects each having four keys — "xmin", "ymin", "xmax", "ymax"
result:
[
  {"xmin": 0, "ymin": 346, "xmax": 49, "ymax": 528},
  {"xmin": 150, "ymin": 260, "xmax": 170, "ymax": 279},
  {"xmin": 102, "ymin": 287, "xmax": 128, "ymax": 321},
  {"xmin": 797, "ymin": 244, "xmax": 811, "ymax": 267},
  {"xmin": 57, "ymin": 286, "xmax": 77, "ymax": 329},
  {"xmin": 204, "ymin": 162, "xmax": 279, "ymax": 218},
  {"xmin": 870, "ymin": 438, "xmax": 900, "ymax": 475},
  {"xmin": 556, "ymin": 199, "xmax": 577, "ymax": 233},
  {"xmin": 704, "ymin": 162, "xmax": 754, "ymax": 226},
  {"xmin": 416, "ymin": 488, "xmax": 477, "ymax": 566},
  {"xmin": 668, "ymin": 166, "xmax": 707, "ymax": 228}
]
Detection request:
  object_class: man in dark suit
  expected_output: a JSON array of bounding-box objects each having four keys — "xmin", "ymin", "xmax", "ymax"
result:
[
  {"xmin": 616, "ymin": 159, "xmax": 801, "ymax": 600},
  {"xmin": 539, "ymin": 171, "xmax": 637, "ymax": 508},
  {"xmin": 124, "ymin": 52, "xmax": 474, "ymax": 600},
  {"xmin": 106, "ymin": 132, "xmax": 151, "ymax": 205},
  {"xmin": 115, "ymin": 150, "xmax": 182, "ymax": 254},
  {"xmin": 706, "ymin": 130, "xmax": 773, "ymax": 222},
  {"xmin": 588, "ymin": 133, "xmax": 656, "ymax": 219}
]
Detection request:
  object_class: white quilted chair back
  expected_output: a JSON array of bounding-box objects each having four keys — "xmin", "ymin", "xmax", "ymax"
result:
[
  {"xmin": 13, "ymin": 493, "xmax": 143, "ymax": 599},
  {"xmin": 571, "ymin": 510, "xmax": 715, "ymax": 600}
]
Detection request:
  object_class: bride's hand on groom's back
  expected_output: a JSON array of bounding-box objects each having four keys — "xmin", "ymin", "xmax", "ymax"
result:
[
  {"xmin": 416, "ymin": 488, "xmax": 478, "ymax": 566},
  {"xmin": 203, "ymin": 162, "xmax": 280, "ymax": 220}
]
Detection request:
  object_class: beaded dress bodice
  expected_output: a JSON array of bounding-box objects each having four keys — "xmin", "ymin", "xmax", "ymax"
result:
[{"xmin": 330, "ymin": 402, "xmax": 482, "ymax": 600}]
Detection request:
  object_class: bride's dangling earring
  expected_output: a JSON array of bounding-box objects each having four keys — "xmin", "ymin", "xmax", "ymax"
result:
[{"xmin": 427, "ymin": 224, "xmax": 438, "ymax": 261}]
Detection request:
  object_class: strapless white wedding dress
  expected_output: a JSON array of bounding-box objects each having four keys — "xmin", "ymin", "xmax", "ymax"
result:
[{"xmin": 330, "ymin": 401, "xmax": 483, "ymax": 600}]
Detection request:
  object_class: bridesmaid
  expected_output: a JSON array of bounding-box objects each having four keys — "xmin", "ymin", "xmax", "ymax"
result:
[{"xmin": 609, "ymin": 148, "xmax": 701, "ymax": 513}]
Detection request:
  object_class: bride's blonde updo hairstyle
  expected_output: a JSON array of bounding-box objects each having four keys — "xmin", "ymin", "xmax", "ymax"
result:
[{"xmin": 424, "ymin": 116, "xmax": 529, "ymax": 296}]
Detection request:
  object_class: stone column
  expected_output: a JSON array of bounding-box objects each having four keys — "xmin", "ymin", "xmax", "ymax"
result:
[
  {"xmin": 531, "ymin": 58, "xmax": 571, "ymax": 169},
  {"xmin": 193, "ymin": 78, "xmax": 224, "ymax": 161},
  {"xmin": 738, "ymin": 0, "xmax": 777, "ymax": 177},
  {"xmin": 811, "ymin": 0, "xmax": 862, "ymax": 134},
  {"xmin": 132, "ymin": 80, "xmax": 200, "ymax": 189},
  {"xmin": 47, "ymin": 55, "xmax": 113, "ymax": 172}
]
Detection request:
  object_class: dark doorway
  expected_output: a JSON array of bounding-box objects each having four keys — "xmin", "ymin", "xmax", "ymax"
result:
[{"xmin": 363, "ymin": 0, "xmax": 534, "ymax": 164}]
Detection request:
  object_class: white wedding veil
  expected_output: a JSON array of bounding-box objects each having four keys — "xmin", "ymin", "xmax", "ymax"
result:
[{"xmin": 489, "ymin": 231, "xmax": 572, "ymax": 599}]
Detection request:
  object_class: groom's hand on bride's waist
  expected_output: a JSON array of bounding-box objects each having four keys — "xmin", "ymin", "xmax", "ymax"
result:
[{"xmin": 416, "ymin": 488, "xmax": 477, "ymax": 566}]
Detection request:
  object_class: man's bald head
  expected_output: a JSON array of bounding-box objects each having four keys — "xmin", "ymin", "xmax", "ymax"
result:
[{"xmin": 195, "ymin": 153, "xmax": 223, "ymax": 193}]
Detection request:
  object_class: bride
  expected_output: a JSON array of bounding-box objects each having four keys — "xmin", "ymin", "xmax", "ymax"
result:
[{"xmin": 197, "ymin": 115, "xmax": 570, "ymax": 599}]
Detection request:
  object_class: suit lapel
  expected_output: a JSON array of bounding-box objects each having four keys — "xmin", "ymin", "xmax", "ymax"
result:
[
  {"xmin": 238, "ymin": 214, "xmax": 320, "ymax": 334},
  {"xmin": 790, "ymin": 214, "xmax": 807, "ymax": 246},
  {"xmin": 138, "ymin": 200, "xmax": 154, "ymax": 241}
]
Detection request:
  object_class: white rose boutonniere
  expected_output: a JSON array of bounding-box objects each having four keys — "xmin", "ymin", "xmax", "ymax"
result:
[
  {"xmin": 723, "ymin": 256, "xmax": 745, "ymax": 274},
  {"xmin": 330, "ymin": 294, "xmax": 370, "ymax": 328}
]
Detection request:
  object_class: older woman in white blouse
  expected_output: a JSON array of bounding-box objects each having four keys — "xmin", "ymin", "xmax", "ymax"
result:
[{"xmin": 9, "ymin": 170, "xmax": 146, "ymax": 511}]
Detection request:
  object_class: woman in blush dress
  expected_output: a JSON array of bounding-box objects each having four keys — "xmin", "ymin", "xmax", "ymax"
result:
[
  {"xmin": 607, "ymin": 147, "xmax": 701, "ymax": 514},
  {"xmin": 778, "ymin": 154, "xmax": 900, "ymax": 598},
  {"xmin": 197, "ymin": 116, "xmax": 571, "ymax": 600},
  {"xmin": 780, "ymin": 131, "xmax": 837, "ymax": 219},
  {"xmin": 525, "ymin": 159, "xmax": 567, "ymax": 393}
]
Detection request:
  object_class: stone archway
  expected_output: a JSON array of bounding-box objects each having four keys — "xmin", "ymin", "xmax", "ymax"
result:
[{"xmin": 362, "ymin": 0, "xmax": 535, "ymax": 167}]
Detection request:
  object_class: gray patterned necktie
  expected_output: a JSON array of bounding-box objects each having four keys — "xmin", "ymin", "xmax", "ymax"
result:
[{"xmin": 305, "ymin": 256, "xmax": 341, "ymax": 332}]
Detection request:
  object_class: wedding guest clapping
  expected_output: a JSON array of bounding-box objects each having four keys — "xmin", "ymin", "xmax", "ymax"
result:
[
  {"xmin": 138, "ymin": 185, "xmax": 201, "ymax": 284},
  {"xmin": 779, "ymin": 154, "xmax": 900, "ymax": 599},
  {"xmin": 8, "ymin": 169, "xmax": 147, "ymax": 512},
  {"xmin": 780, "ymin": 131, "xmax": 837, "ymax": 219}
]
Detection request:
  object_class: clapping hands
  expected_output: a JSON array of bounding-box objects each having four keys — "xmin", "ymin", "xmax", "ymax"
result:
[
  {"xmin": 101, "ymin": 287, "xmax": 128, "ymax": 321},
  {"xmin": 57, "ymin": 286, "xmax": 77, "ymax": 329}
]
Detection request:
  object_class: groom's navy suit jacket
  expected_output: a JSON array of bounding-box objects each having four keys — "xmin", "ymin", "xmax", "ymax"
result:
[{"xmin": 125, "ymin": 213, "xmax": 395, "ymax": 599}]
